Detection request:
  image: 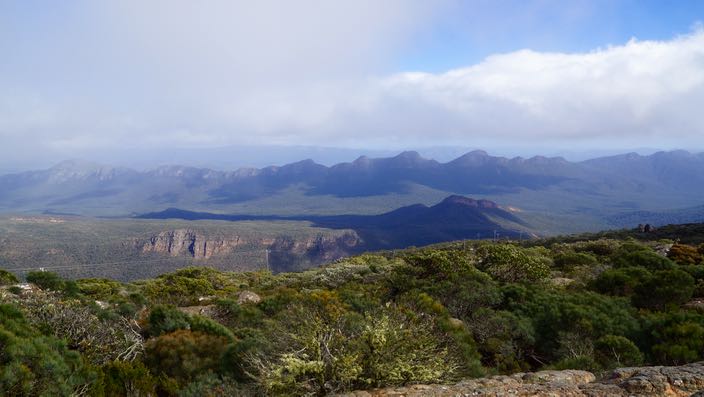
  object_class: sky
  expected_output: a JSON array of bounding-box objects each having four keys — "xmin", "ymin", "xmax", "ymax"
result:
[{"xmin": 1, "ymin": 0, "xmax": 704, "ymax": 169}]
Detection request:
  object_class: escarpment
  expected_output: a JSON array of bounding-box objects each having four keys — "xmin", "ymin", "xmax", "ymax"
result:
[{"xmin": 136, "ymin": 228, "xmax": 362, "ymax": 269}]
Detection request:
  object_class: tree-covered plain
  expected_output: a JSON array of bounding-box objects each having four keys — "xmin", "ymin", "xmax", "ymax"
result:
[{"xmin": 1, "ymin": 225, "xmax": 704, "ymax": 396}]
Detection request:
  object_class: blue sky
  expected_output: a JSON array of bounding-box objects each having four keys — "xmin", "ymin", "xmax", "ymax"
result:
[
  {"xmin": 398, "ymin": 1, "xmax": 704, "ymax": 72},
  {"xmin": 1, "ymin": 0, "xmax": 704, "ymax": 168}
]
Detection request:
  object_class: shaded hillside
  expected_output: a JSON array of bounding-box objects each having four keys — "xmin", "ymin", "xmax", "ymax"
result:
[{"xmin": 138, "ymin": 195, "xmax": 530, "ymax": 249}]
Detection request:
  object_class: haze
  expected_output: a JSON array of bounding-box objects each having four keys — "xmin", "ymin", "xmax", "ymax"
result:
[{"xmin": 2, "ymin": 1, "xmax": 704, "ymax": 171}]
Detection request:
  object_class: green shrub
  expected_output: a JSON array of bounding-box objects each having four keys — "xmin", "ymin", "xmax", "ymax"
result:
[
  {"xmin": 612, "ymin": 250, "xmax": 675, "ymax": 271},
  {"xmin": 553, "ymin": 252, "xmax": 598, "ymax": 270},
  {"xmin": 0, "ymin": 304, "xmax": 94, "ymax": 396},
  {"xmin": 0, "ymin": 269, "xmax": 18, "ymax": 285},
  {"xmin": 594, "ymin": 335, "xmax": 643, "ymax": 369},
  {"xmin": 643, "ymin": 312, "xmax": 704, "ymax": 365},
  {"xmin": 99, "ymin": 360, "xmax": 156, "ymax": 396},
  {"xmin": 26, "ymin": 271, "xmax": 64, "ymax": 290},
  {"xmin": 145, "ymin": 330, "xmax": 230, "ymax": 384},
  {"xmin": 632, "ymin": 269, "xmax": 695, "ymax": 310},
  {"xmin": 591, "ymin": 267, "xmax": 651, "ymax": 297},
  {"xmin": 476, "ymin": 244, "xmax": 551, "ymax": 283}
]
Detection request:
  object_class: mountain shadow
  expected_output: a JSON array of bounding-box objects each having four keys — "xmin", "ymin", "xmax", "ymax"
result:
[{"xmin": 137, "ymin": 195, "xmax": 529, "ymax": 250}]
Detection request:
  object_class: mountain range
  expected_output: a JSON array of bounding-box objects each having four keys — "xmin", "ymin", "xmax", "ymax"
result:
[{"xmin": 1, "ymin": 150, "xmax": 703, "ymax": 234}]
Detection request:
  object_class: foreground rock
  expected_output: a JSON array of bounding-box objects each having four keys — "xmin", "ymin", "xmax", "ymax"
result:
[{"xmin": 338, "ymin": 362, "xmax": 704, "ymax": 396}]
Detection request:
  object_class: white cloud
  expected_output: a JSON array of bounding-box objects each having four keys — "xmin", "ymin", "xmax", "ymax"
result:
[
  {"xmin": 355, "ymin": 30, "xmax": 704, "ymax": 145},
  {"xmin": 1, "ymin": 2, "xmax": 704, "ymax": 160}
]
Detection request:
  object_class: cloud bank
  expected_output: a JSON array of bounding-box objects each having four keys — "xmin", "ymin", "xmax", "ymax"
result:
[{"xmin": 1, "ymin": 2, "xmax": 703, "ymax": 162}]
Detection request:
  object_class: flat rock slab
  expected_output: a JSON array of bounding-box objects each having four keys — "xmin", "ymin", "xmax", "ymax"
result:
[{"xmin": 337, "ymin": 362, "xmax": 704, "ymax": 397}]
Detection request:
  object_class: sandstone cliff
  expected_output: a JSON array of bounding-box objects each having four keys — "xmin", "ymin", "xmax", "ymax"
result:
[
  {"xmin": 135, "ymin": 228, "xmax": 361, "ymax": 271},
  {"xmin": 338, "ymin": 362, "xmax": 704, "ymax": 397},
  {"xmin": 139, "ymin": 229, "xmax": 244, "ymax": 259}
]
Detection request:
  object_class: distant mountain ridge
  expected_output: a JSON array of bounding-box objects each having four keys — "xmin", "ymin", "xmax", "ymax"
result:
[{"xmin": 1, "ymin": 150, "xmax": 703, "ymax": 234}]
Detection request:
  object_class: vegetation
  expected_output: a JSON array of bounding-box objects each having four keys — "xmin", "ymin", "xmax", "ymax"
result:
[{"xmin": 1, "ymin": 224, "xmax": 704, "ymax": 395}]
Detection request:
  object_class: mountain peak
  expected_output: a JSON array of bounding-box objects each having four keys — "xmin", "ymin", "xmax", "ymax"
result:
[
  {"xmin": 449, "ymin": 150, "xmax": 494, "ymax": 166},
  {"xmin": 394, "ymin": 150, "xmax": 422, "ymax": 159},
  {"xmin": 437, "ymin": 195, "xmax": 498, "ymax": 209}
]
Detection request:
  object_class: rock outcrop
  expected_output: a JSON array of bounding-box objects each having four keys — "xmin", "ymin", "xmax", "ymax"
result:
[
  {"xmin": 338, "ymin": 362, "xmax": 704, "ymax": 397},
  {"xmin": 140, "ymin": 229, "xmax": 244, "ymax": 258},
  {"xmin": 134, "ymin": 229, "xmax": 361, "ymax": 271}
]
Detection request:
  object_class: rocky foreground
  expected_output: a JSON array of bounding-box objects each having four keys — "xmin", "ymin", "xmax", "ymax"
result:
[{"xmin": 338, "ymin": 362, "xmax": 704, "ymax": 397}]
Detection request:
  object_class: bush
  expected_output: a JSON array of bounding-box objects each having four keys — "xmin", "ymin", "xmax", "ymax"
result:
[
  {"xmin": 668, "ymin": 243, "xmax": 703, "ymax": 265},
  {"xmin": 632, "ymin": 269, "xmax": 695, "ymax": 310},
  {"xmin": 0, "ymin": 269, "xmax": 18, "ymax": 285},
  {"xmin": 553, "ymin": 252, "xmax": 598, "ymax": 270},
  {"xmin": 594, "ymin": 335, "xmax": 643, "ymax": 368},
  {"xmin": 144, "ymin": 330, "xmax": 230, "ymax": 384},
  {"xmin": 0, "ymin": 304, "xmax": 94, "ymax": 396},
  {"xmin": 551, "ymin": 355, "xmax": 599, "ymax": 372},
  {"xmin": 612, "ymin": 250, "xmax": 675, "ymax": 271},
  {"xmin": 145, "ymin": 305, "xmax": 234, "ymax": 340},
  {"xmin": 476, "ymin": 244, "xmax": 551, "ymax": 283},
  {"xmin": 100, "ymin": 360, "xmax": 156, "ymax": 396},
  {"xmin": 644, "ymin": 312, "xmax": 704, "ymax": 365},
  {"xmin": 26, "ymin": 271, "xmax": 64, "ymax": 290},
  {"xmin": 179, "ymin": 373, "xmax": 249, "ymax": 397},
  {"xmin": 591, "ymin": 267, "xmax": 651, "ymax": 297}
]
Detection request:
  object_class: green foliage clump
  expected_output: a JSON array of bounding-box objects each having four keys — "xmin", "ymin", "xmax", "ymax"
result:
[
  {"xmin": 251, "ymin": 290, "xmax": 462, "ymax": 396},
  {"xmin": 145, "ymin": 329, "xmax": 230, "ymax": 385},
  {"xmin": 143, "ymin": 271, "xmax": 217, "ymax": 306},
  {"xmin": 99, "ymin": 360, "xmax": 156, "ymax": 396},
  {"xmin": 476, "ymin": 244, "xmax": 551, "ymax": 283},
  {"xmin": 501, "ymin": 285, "xmax": 640, "ymax": 365},
  {"xmin": 643, "ymin": 312, "xmax": 704, "ymax": 365},
  {"xmin": 0, "ymin": 304, "xmax": 94, "ymax": 396},
  {"xmin": 632, "ymin": 269, "xmax": 695, "ymax": 310},
  {"xmin": 553, "ymin": 252, "xmax": 598, "ymax": 270},
  {"xmin": 179, "ymin": 373, "xmax": 249, "ymax": 397},
  {"xmin": 0, "ymin": 269, "xmax": 18, "ymax": 285},
  {"xmin": 592, "ymin": 266, "xmax": 651, "ymax": 297},
  {"xmin": 26, "ymin": 270, "xmax": 64, "ymax": 290},
  {"xmin": 145, "ymin": 305, "xmax": 234, "ymax": 341},
  {"xmin": 612, "ymin": 249, "xmax": 675, "ymax": 271},
  {"xmin": 594, "ymin": 335, "xmax": 643, "ymax": 369}
]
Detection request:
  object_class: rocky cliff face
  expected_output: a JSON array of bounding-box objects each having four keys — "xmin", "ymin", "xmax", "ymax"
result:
[
  {"xmin": 140, "ymin": 229, "xmax": 244, "ymax": 259},
  {"xmin": 338, "ymin": 362, "xmax": 704, "ymax": 397},
  {"xmin": 136, "ymin": 228, "xmax": 361, "ymax": 270}
]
